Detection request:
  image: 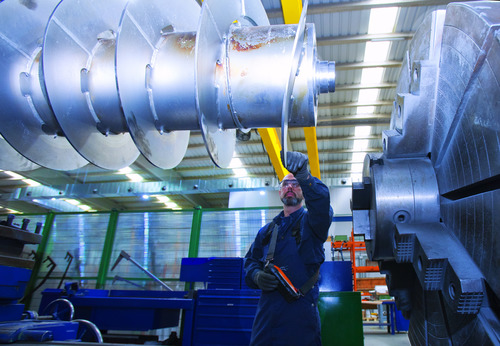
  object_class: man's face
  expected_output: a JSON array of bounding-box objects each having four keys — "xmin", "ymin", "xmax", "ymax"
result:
[{"xmin": 279, "ymin": 176, "xmax": 304, "ymax": 206}]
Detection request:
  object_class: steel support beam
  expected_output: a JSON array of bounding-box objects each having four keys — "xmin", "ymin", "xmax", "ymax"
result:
[{"xmin": 267, "ymin": 0, "xmax": 454, "ymax": 18}]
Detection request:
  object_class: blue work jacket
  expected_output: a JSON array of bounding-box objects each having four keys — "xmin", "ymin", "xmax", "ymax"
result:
[{"xmin": 244, "ymin": 176, "xmax": 333, "ymax": 346}]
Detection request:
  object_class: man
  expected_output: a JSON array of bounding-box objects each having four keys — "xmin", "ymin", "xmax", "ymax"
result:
[{"xmin": 244, "ymin": 151, "xmax": 333, "ymax": 345}]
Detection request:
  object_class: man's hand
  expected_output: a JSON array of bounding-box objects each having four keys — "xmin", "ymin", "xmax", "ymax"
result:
[
  {"xmin": 253, "ymin": 270, "xmax": 278, "ymax": 291},
  {"xmin": 283, "ymin": 151, "xmax": 309, "ymax": 181}
]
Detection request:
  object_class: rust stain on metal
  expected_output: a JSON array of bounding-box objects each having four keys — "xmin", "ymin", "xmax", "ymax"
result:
[
  {"xmin": 230, "ymin": 25, "xmax": 295, "ymax": 51},
  {"xmin": 215, "ymin": 60, "xmax": 224, "ymax": 73},
  {"xmin": 230, "ymin": 38, "xmax": 273, "ymax": 51},
  {"xmin": 175, "ymin": 33, "xmax": 196, "ymax": 51}
]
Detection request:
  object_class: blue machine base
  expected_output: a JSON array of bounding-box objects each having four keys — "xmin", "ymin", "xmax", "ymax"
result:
[
  {"xmin": 40, "ymin": 289, "xmax": 193, "ymax": 332},
  {"xmin": 0, "ymin": 320, "xmax": 79, "ymax": 343},
  {"xmin": 0, "ymin": 265, "xmax": 31, "ymax": 322}
]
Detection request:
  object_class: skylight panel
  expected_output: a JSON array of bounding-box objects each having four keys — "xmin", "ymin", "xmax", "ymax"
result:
[
  {"xmin": 353, "ymin": 139, "xmax": 369, "ymax": 151},
  {"xmin": 355, "ymin": 126, "xmax": 372, "ymax": 137},
  {"xmin": 352, "ymin": 152, "xmax": 367, "ymax": 162},
  {"xmin": 368, "ymin": 7, "xmax": 398, "ymax": 34}
]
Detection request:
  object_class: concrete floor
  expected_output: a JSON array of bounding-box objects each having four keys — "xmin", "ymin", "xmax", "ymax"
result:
[{"xmin": 363, "ymin": 326, "xmax": 411, "ymax": 346}]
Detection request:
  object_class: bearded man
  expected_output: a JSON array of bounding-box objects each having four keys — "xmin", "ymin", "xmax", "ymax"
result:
[{"xmin": 244, "ymin": 151, "xmax": 333, "ymax": 346}]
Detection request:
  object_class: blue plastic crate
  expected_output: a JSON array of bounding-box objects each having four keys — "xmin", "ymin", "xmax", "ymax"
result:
[
  {"xmin": 181, "ymin": 257, "xmax": 244, "ymax": 289},
  {"xmin": 192, "ymin": 289, "xmax": 260, "ymax": 346},
  {"xmin": 319, "ymin": 261, "xmax": 353, "ymax": 292}
]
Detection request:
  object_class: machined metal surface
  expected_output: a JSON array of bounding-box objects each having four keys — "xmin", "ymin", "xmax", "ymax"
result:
[
  {"xmin": 0, "ymin": 0, "xmax": 335, "ymax": 171},
  {"xmin": 116, "ymin": 0, "xmax": 200, "ymax": 169},
  {"xmin": 0, "ymin": 0, "xmax": 89, "ymax": 171},
  {"xmin": 43, "ymin": 0, "xmax": 139, "ymax": 170},
  {"xmin": 195, "ymin": 0, "xmax": 238, "ymax": 168},
  {"xmin": 352, "ymin": 2, "xmax": 500, "ymax": 344},
  {"xmin": 0, "ymin": 136, "xmax": 39, "ymax": 172}
]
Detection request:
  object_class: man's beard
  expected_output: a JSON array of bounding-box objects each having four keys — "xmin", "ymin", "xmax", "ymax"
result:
[{"xmin": 281, "ymin": 196, "xmax": 303, "ymax": 206}]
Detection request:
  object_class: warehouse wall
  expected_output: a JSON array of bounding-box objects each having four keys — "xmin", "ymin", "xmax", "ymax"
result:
[
  {"xmin": 23, "ymin": 189, "xmax": 355, "ymax": 312},
  {"xmin": 229, "ymin": 186, "xmax": 354, "ymax": 238}
]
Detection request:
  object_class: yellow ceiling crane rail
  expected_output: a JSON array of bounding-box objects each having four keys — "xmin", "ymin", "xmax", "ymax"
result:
[
  {"xmin": 281, "ymin": 0, "xmax": 321, "ymax": 179},
  {"xmin": 258, "ymin": 128, "xmax": 289, "ymax": 180},
  {"xmin": 281, "ymin": 0, "xmax": 303, "ymax": 23},
  {"xmin": 258, "ymin": 0, "xmax": 321, "ymax": 180}
]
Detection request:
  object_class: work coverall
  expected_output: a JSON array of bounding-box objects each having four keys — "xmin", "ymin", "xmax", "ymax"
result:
[{"xmin": 244, "ymin": 176, "xmax": 333, "ymax": 346}]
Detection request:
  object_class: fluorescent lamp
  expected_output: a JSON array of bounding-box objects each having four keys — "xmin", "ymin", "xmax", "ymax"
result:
[
  {"xmin": 118, "ymin": 167, "xmax": 143, "ymax": 181},
  {"xmin": 78, "ymin": 204, "xmax": 91, "ymax": 211},
  {"xmin": 142, "ymin": 194, "xmax": 150, "ymax": 200},
  {"xmin": 4, "ymin": 171, "xmax": 42, "ymax": 186},
  {"xmin": 7, "ymin": 209, "xmax": 22, "ymax": 214},
  {"xmin": 65, "ymin": 199, "xmax": 81, "ymax": 206},
  {"xmin": 155, "ymin": 195, "xmax": 171, "ymax": 203},
  {"xmin": 126, "ymin": 173, "xmax": 143, "ymax": 182},
  {"xmin": 118, "ymin": 167, "xmax": 133, "ymax": 174},
  {"xmin": 5, "ymin": 171, "xmax": 24, "ymax": 180},
  {"xmin": 23, "ymin": 179, "xmax": 41, "ymax": 186}
]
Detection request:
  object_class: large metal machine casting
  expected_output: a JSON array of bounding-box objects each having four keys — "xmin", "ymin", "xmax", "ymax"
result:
[
  {"xmin": 352, "ymin": 2, "xmax": 500, "ymax": 344},
  {"xmin": 0, "ymin": 0, "xmax": 335, "ymax": 171}
]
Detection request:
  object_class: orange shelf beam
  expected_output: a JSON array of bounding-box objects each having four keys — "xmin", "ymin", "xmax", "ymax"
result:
[{"xmin": 331, "ymin": 230, "xmax": 381, "ymax": 292}]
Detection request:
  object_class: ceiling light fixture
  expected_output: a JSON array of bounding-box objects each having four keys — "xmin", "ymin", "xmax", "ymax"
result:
[
  {"xmin": 6, "ymin": 208, "xmax": 21, "ymax": 214},
  {"xmin": 23, "ymin": 179, "xmax": 41, "ymax": 187},
  {"xmin": 4, "ymin": 171, "xmax": 24, "ymax": 179},
  {"xmin": 165, "ymin": 202, "xmax": 179, "ymax": 209},
  {"xmin": 155, "ymin": 195, "xmax": 170, "ymax": 203},
  {"xmin": 229, "ymin": 157, "xmax": 248, "ymax": 177},
  {"xmin": 117, "ymin": 167, "xmax": 133, "ymax": 174},
  {"xmin": 126, "ymin": 173, "xmax": 143, "ymax": 182}
]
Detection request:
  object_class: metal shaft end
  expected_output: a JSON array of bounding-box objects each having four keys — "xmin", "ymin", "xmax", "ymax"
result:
[{"xmin": 316, "ymin": 60, "xmax": 335, "ymax": 93}]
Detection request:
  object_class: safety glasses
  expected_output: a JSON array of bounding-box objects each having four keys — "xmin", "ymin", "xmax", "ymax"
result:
[{"xmin": 280, "ymin": 179, "xmax": 300, "ymax": 188}]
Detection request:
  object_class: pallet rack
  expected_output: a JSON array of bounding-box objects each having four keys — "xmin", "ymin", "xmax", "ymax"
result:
[{"xmin": 331, "ymin": 230, "xmax": 385, "ymax": 292}]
